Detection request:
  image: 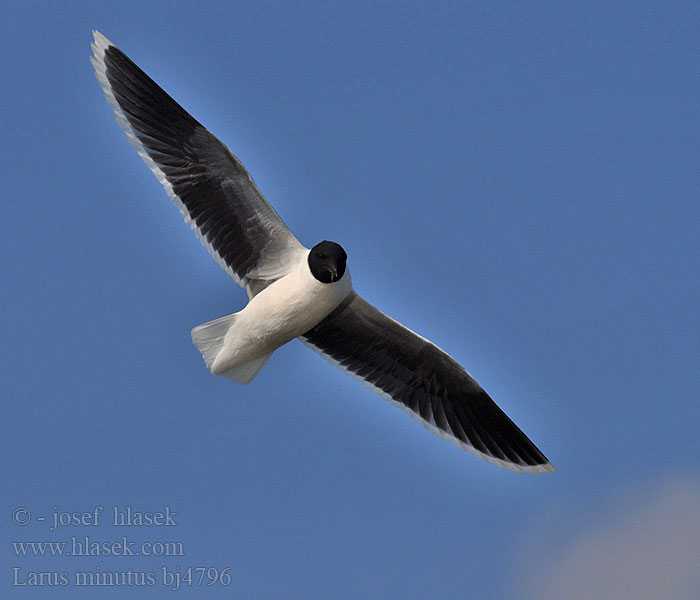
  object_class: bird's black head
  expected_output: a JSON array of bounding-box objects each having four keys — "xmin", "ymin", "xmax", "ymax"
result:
[{"xmin": 308, "ymin": 240, "xmax": 347, "ymax": 284}]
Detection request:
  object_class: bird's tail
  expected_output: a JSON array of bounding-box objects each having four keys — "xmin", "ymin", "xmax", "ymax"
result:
[
  {"xmin": 191, "ymin": 314, "xmax": 236, "ymax": 372},
  {"xmin": 191, "ymin": 314, "xmax": 271, "ymax": 384}
]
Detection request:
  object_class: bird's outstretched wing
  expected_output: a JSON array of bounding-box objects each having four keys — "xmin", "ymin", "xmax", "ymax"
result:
[
  {"xmin": 91, "ymin": 31, "xmax": 304, "ymax": 298},
  {"xmin": 301, "ymin": 293, "xmax": 554, "ymax": 474}
]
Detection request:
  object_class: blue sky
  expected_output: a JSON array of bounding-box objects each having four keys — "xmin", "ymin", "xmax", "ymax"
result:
[{"xmin": 2, "ymin": 2, "xmax": 699, "ymax": 598}]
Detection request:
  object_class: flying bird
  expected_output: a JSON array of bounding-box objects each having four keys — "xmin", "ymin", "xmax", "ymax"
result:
[{"xmin": 91, "ymin": 31, "xmax": 553, "ymax": 474}]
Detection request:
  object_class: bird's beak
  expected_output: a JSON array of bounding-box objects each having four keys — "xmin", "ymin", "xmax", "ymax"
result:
[{"xmin": 328, "ymin": 267, "xmax": 338, "ymax": 282}]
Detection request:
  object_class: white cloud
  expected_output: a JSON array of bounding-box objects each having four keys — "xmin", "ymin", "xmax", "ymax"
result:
[{"xmin": 518, "ymin": 477, "xmax": 700, "ymax": 600}]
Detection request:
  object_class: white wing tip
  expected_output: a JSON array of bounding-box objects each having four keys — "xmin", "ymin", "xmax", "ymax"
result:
[
  {"xmin": 90, "ymin": 30, "xmax": 113, "ymax": 62},
  {"xmin": 91, "ymin": 30, "xmax": 111, "ymax": 50}
]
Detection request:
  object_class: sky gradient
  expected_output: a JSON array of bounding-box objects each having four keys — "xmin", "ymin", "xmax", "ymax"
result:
[{"xmin": 2, "ymin": 2, "xmax": 699, "ymax": 598}]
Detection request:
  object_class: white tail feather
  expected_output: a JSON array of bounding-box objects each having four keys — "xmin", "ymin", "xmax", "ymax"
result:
[
  {"xmin": 191, "ymin": 314, "xmax": 237, "ymax": 372},
  {"xmin": 191, "ymin": 314, "xmax": 272, "ymax": 384},
  {"xmin": 220, "ymin": 354, "xmax": 272, "ymax": 385}
]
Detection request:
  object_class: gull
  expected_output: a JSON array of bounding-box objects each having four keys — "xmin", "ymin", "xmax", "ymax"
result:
[{"xmin": 91, "ymin": 31, "xmax": 553, "ymax": 474}]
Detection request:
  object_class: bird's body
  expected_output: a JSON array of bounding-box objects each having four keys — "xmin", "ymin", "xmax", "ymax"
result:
[
  {"xmin": 91, "ymin": 31, "xmax": 554, "ymax": 474},
  {"xmin": 194, "ymin": 247, "xmax": 353, "ymax": 382}
]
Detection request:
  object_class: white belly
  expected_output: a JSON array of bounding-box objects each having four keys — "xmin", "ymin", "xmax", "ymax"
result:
[{"xmin": 210, "ymin": 254, "xmax": 352, "ymax": 374}]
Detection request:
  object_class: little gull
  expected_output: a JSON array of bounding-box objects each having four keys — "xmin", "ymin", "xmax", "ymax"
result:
[{"xmin": 91, "ymin": 31, "xmax": 554, "ymax": 474}]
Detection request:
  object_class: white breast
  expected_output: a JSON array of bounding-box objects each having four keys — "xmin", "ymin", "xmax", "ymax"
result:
[{"xmin": 212, "ymin": 250, "xmax": 353, "ymax": 372}]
